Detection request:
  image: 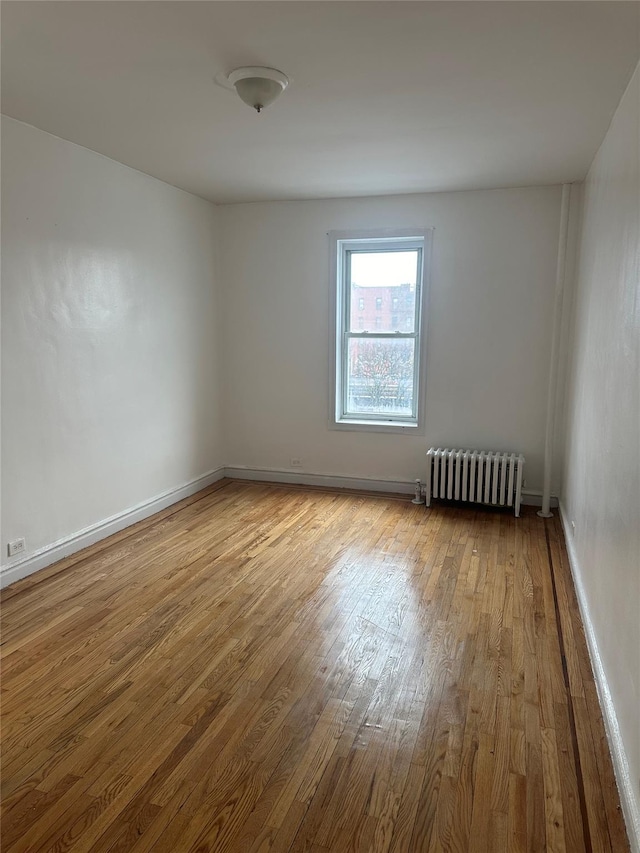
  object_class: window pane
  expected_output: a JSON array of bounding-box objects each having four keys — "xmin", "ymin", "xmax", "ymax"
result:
[
  {"xmin": 349, "ymin": 251, "xmax": 417, "ymax": 333},
  {"xmin": 346, "ymin": 337, "xmax": 415, "ymax": 417}
]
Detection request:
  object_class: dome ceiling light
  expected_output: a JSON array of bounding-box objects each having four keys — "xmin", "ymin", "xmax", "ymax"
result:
[{"xmin": 223, "ymin": 67, "xmax": 289, "ymax": 113}]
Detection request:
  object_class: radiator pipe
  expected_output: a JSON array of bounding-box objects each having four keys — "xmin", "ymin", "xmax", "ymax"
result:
[{"xmin": 538, "ymin": 183, "xmax": 571, "ymax": 518}]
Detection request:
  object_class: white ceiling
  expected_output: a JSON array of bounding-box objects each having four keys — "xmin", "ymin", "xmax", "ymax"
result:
[{"xmin": 2, "ymin": 2, "xmax": 639, "ymax": 204}]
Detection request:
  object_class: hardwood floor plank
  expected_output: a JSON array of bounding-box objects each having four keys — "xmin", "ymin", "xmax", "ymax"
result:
[{"xmin": 540, "ymin": 727, "xmax": 567, "ymax": 853}]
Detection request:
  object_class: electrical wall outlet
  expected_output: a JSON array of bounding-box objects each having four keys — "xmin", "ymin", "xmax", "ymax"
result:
[
  {"xmin": 290, "ymin": 458, "xmax": 303, "ymax": 468},
  {"xmin": 7, "ymin": 538, "xmax": 26, "ymax": 558}
]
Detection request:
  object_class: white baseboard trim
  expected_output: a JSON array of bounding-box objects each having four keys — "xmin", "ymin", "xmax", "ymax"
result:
[
  {"xmin": 224, "ymin": 466, "xmax": 415, "ymax": 495},
  {"xmin": 559, "ymin": 502, "xmax": 640, "ymax": 853},
  {"xmin": 521, "ymin": 488, "xmax": 559, "ymax": 508},
  {"xmin": 0, "ymin": 468, "xmax": 226, "ymax": 590},
  {"xmin": 224, "ymin": 466, "xmax": 556, "ymax": 507}
]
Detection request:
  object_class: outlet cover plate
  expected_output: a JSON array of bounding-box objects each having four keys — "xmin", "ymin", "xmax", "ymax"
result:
[{"xmin": 8, "ymin": 538, "xmax": 26, "ymax": 557}]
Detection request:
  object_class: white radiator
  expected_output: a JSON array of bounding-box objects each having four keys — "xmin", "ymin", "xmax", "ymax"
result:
[{"xmin": 426, "ymin": 448, "xmax": 525, "ymax": 517}]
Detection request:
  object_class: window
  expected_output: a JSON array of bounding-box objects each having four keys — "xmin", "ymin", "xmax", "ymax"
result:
[
  {"xmin": 358, "ymin": 297, "xmax": 365, "ymax": 310},
  {"xmin": 330, "ymin": 229, "xmax": 430, "ymax": 431}
]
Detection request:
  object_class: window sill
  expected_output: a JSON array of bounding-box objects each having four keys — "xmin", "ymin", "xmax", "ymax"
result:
[{"xmin": 331, "ymin": 419, "xmax": 423, "ymax": 435}]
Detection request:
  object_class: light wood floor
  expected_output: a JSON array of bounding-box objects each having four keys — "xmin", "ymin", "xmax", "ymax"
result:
[{"xmin": 1, "ymin": 481, "xmax": 629, "ymax": 852}]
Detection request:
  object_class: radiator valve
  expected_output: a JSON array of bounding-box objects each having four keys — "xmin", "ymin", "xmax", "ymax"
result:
[{"xmin": 412, "ymin": 479, "xmax": 424, "ymax": 504}]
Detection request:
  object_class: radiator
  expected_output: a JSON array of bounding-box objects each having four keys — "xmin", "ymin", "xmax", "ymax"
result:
[{"xmin": 426, "ymin": 448, "xmax": 525, "ymax": 517}]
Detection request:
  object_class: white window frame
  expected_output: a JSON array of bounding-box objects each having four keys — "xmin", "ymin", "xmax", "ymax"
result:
[{"xmin": 329, "ymin": 228, "xmax": 432, "ymax": 434}]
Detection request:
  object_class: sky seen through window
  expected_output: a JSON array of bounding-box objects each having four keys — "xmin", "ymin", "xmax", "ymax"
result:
[{"xmin": 350, "ymin": 251, "xmax": 417, "ymax": 288}]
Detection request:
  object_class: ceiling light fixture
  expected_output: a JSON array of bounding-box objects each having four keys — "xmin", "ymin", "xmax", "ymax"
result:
[{"xmin": 226, "ymin": 67, "xmax": 289, "ymax": 113}]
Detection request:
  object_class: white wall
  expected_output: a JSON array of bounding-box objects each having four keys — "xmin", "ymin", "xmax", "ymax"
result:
[
  {"xmin": 561, "ymin": 62, "xmax": 640, "ymax": 848},
  {"xmin": 219, "ymin": 186, "xmax": 562, "ymax": 493},
  {"xmin": 1, "ymin": 118, "xmax": 223, "ymax": 581}
]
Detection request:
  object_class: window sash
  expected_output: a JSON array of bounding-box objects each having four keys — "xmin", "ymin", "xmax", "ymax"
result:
[{"xmin": 341, "ymin": 334, "xmax": 419, "ymax": 422}]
